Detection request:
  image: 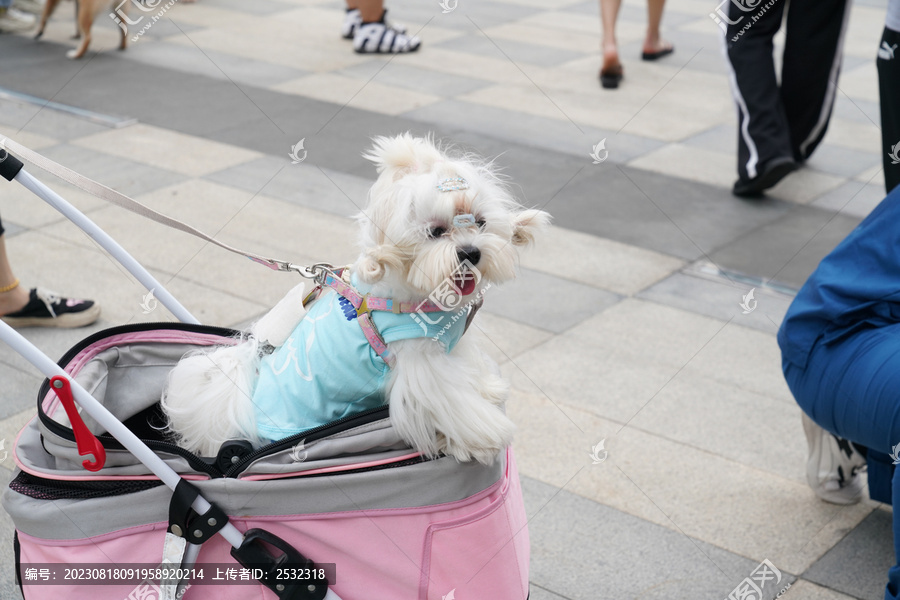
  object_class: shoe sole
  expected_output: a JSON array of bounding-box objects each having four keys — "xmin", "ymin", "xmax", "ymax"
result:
[
  {"xmin": 1, "ymin": 304, "xmax": 100, "ymax": 328},
  {"xmin": 733, "ymin": 159, "xmax": 796, "ymax": 198}
]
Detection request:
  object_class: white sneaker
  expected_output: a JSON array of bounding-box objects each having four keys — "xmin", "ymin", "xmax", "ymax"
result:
[
  {"xmin": 353, "ymin": 21, "xmax": 420, "ymax": 54},
  {"xmin": 0, "ymin": 7, "xmax": 36, "ymax": 33},
  {"xmin": 12, "ymin": 0, "xmax": 44, "ymax": 15},
  {"xmin": 803, "ymin": 412, "xmax": 867, "ymax": 505},
  {"xmin": 342, "ymin": 8, "xmax": 406, "ymax": 40}
]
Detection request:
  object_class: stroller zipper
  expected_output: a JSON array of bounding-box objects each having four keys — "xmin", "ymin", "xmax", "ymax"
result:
[{"xmin": 222, "ymin": 405, "xmax": 392, "ymax": 477}]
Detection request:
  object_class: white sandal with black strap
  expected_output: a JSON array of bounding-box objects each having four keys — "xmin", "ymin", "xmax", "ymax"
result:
[
  {"xmin": 353, "ymin": 19, "xmax": 420, "ymax": 54},
  {"xmin": 342, "ymin": 8, "xmax": 407, "ymax": 40}
]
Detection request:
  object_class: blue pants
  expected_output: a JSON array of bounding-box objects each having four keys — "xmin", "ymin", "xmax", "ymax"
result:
[{"xmin": 783, "ymin": 326, "xmax": 900, "ymax": 599}]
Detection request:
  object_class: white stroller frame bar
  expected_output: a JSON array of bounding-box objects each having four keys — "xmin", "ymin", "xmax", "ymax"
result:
[{"xmin": 0, "ymin": 140, "xmax": 342, "ymax": 600}]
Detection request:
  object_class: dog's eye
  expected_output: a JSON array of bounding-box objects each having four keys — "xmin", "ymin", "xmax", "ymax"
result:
[
  {"xmin": 476, "ymin": 218, "xmax": 486, "ymax": 228},
  {"xmin": 428, "ymin": 226, "xmax": 447, "ymax": 238}
]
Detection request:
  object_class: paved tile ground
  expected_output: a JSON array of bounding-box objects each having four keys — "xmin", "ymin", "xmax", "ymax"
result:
[{"xmin": 0, "ymin": 0, "xmax": 895, "ymax": 598}]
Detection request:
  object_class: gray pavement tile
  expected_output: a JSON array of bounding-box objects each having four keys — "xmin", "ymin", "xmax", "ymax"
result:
[
  {"xmin": 636, "ymin": 270, "xmax": 794, "ymax": 335},
  {"xmin": 37, "ymin": 143, "xmax": 188, "ymax": 198},
  {"xmin": 0, "ymin": 222, "xmax": 26, "ymax": 238},
  {"xmin": 521, "ymin": 475, "xmax": 794, "ymax": 600},
  {"xmin": 482, "ymin": 268, "xmax": 622, "ymax": 333},
  {"xmin": 833, "ymin": 95, "xmax": 881, "ymax": 126},
  {"xmin": 0, "ymin": 100, "xmax": 112, "ymax": 143},
  {"xmin": 805, "ymin": 145, "xmax": 881, "ymax": 180},
  {"xmin": 390, "ymin": 0, "xmax": 543, "ymax": 30},
  {"xmin": 337, "ymin": 62, "xmax": 491, "ymax": 98},
  {"xmin": 683, "ymin": 123, "xmax": 737, "ymax": 156},
  {"xmin": 707, "ymin": 206, "xmax": 862, "ymax": 289},
  {"xmin": 529, "ymin": 585, "xmax": 572, "ymax": 600},
  {"xmin": 204, "ymin": 156, "xmax": 370, "ymax": 218},
  {"xmin": 504, "ymin": 162, "xmax": 794, "ymax": 262},
  {"xmin": 435, "ymin": 33, "xmax": 585, "ymax": 68},
  {"xmin": 122, "ymin": 17, "xmax": 204, "ymax": 41},
  {"xmin": 811, "ymin": 179, "xmax": 886, "ymax": 220},
  {"xmin": 617, "ymin": 33, "xmax": 727, "ymax": 77},
  {"xmin": 196, "ymin": 0, "xmax": 295, "ymax": 14},
  {"xmin": 125, "ymin": 41, "xmax": 310, "ymax": 89},
  {"xmin": 0, "ymin": 363, "xmax": 42, "ymax": 420},
  {"xmin": 802, "ymin": 507, "xmax": 893, "ymax": 600},
  {"xmin": 405, "ymin": 100, "xmax": 664, "ymax": 162}
]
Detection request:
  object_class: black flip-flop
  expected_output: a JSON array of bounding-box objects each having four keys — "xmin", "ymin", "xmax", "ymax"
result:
[
  {"xmin": 641, "ymin": 46, "xmax": 674, "ymax": 61},
  {"xmin": 599, "ymin": 64, "xmax": 623, "ymax": 89}
]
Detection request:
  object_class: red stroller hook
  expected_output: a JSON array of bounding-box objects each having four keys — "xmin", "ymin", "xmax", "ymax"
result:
[{"xmin": 50, "ymin": 376, "xmax": 106, "ymax": 472}]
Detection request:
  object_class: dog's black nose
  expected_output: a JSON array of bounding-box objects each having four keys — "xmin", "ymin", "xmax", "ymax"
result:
[{"xmin": 457, "ymin": 246, "xmax": 481, "ymax": 266}]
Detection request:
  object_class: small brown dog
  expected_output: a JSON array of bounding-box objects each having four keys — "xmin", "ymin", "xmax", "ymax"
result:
[{"xmin": 35, "ymin": 0, "xmax": 126, "ymax": 60}]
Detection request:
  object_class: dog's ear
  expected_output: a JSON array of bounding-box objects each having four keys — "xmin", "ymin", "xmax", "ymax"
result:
[
  {"xmin": 356, "ymin": 245, "xmax": 407, "ymax": 284},
  {"xmin": 511, "ymin": 209, "xmax": 551, "ymax": 246},
  {"xmin": 363, "ymin": 133, "xmax": 443, "ymax": 181}
]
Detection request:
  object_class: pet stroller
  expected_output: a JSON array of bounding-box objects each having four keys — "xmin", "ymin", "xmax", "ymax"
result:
[{"xmin": 0, "ymin": 138, "xmax": 530, "ymax": 600}]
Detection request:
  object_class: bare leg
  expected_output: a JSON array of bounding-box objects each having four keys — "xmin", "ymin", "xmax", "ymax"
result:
[
  {"xmin": 599, "ymin": 0, "xmax": 622, "ymax": 70},
  {"xmin": 644, "ymin": 0, "xmax": 672, "ymax": 54},
  {"xmin": 357, "ymin": 0, "xmax": 384, "ymax": 23},
  {"xmin": 0, "ymin": 235, "xmax": 29, "ymax": 316}
]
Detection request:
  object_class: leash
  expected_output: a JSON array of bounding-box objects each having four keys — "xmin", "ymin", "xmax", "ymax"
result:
[{"xmin": 0, "ymin": 136, "xmax": 327, "ymax": 280}]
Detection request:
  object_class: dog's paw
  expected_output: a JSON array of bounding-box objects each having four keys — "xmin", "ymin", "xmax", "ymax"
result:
[{"xmin": 66, "ymin": 49, "xmax": 82, "ymax": 60}]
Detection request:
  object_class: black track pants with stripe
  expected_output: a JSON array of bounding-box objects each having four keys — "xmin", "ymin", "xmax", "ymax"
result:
[
  {"xmin": 879, "ymin": 27, "xmax": 900, "ymax": 194},
  {"xmin": 723, "ymin": 0, "xmax": 849, "ymax": 181}
]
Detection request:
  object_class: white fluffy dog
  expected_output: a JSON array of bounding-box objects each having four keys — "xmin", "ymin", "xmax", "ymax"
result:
[{"xmin": 161, "ymin": 134, "xmax": 550, "ymax": 465}]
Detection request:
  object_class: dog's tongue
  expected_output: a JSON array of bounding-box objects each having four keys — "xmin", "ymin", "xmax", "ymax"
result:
[{"xmin": 454, "ymin": 272, "xmax": 477, "ymax": 297}]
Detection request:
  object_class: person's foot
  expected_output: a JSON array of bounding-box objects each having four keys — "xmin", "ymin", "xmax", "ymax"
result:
[
  {"xmin": 0, "ymin": 288, "xmax": 100, "ymax": 328},
  {"xmin": 732, "ymin": 156, "xmax": 797, "ymax": 198},
  {"xmin": 802, "ymin": 413, "xmax": 867, "ymax": 505},
  {"xmin": 600, "ymin": 46, "xmax": 623, "ymax": 89},
  {"xmin": 353, "ymin": 13, "xmax": 420, "ymax": 54},
  {"xmin": 641, "ymin": 39, "xmax": 674, "ymax": 61},
  {"xmin": 343, "ymin": 8, "xmax": 406, "ymax": 40},
  {"xmin": 0, "ymin": 7, "xmax": 36, "ymax": 33}
]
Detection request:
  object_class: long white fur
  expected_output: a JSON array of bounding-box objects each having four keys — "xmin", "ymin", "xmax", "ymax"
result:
[
  {"xmin": 161, "ymin": 283, "xmax": 308, "ymax": 455},
  {"xmin": 162, "ymin": 133, "xmax": 550, "ymax": 464}
]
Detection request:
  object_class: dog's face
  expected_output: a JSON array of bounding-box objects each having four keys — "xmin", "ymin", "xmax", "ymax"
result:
[{"xmin": 355, "ymin": 134, "xmax": 550, "ymax": 302}]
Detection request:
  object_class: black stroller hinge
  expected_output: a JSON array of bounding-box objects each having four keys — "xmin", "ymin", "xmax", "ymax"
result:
[
  {"xmin": 167, "ymin": 480, "xmax": 228, "ymax": 544},
  {"xmin": 0, "ymin": 147, "xmax": 24, "ymax": 181},
  {"xmin": 230, "ymin": 528, "xmax": 329, "ymax": 600}
]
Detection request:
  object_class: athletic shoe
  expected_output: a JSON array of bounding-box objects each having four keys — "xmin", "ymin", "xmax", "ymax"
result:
[
  {"xmin": 803, "ymin": 412, "xmax": 867, "ymax": 505},
  {"xmin": 353, "ymin": 13, "xmax": 419, "ymax": 53},
  {"xmin": 342, "ymin": 8, "xmax": 406, "ymax": 39},
  {"xmin": 0, "ymin": 7, "xmax": 36, "ymax": 33},
  {"xmin": 732, "ymin": 156, "xmax": 797, "ymax": 198},
  {"xmin": 1, "ymin": 288, "xmax": 101, "ymax": 328}
]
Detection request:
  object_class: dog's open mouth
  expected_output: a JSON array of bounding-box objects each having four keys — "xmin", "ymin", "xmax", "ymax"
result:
[{"xmin": 453, "ymin": 270, "xmax": 478, "ymax": 296}]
